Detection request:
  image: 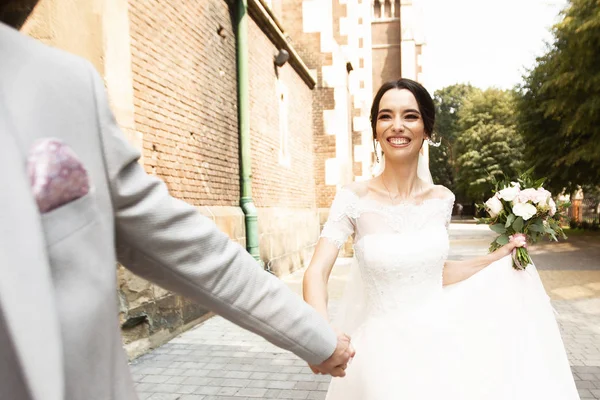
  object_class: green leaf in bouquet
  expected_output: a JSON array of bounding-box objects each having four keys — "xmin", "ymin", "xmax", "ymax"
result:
[
  {"xmin": 489, "ymin": 242, "xmax": 502, "ymax": 253},
  {"xmin": 512, "ymin": 217, "xmax": 524, "ymax": 232},
  {"xmin": 495, "ymin": 234, "xmax": 509, "ymax": 245},
  {"xmin": 490, "ymin": 223, "xmax": 507, "ymax": 234},
  {"xmin": 529, "ymin": 221, "xmax": 545, "ymax": 233},
  {"xmin": 505, "ymin": 213, "xmax": 516, "ymax": 228},
  {"xmin": 534, "ymin": 177, "xmax": 546, "ymax": 188}
]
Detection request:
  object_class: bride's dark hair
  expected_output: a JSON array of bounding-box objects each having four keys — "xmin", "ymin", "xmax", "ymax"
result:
[{"xmin": 370, "ymin": 79, "xmax": 435, "ymax": 141}]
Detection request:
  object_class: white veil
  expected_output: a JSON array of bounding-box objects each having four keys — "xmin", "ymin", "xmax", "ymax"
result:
[
  {"xmin": 333, "ymin": 149, "xmax": 434, "ymax": 335},
  {"xmin": 417, "ymin": 146, "xmax": 434, "ymax": 185},
  {"xmin": 371, "ymin": 143, "xmax": 434, "ymax": 185}
]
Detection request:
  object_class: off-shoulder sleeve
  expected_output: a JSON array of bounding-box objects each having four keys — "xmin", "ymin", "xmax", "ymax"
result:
[
  {"xmin": 320, "ymin": 188, "xmax": 358, "ymax": 249},
  {"xmin": 443, "ymin": 194, "xmax": 456, "ymax": 229}
]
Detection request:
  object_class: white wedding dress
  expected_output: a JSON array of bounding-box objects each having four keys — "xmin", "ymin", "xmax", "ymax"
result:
[{"xmin": 321, "ymin": 184, "xmax": 580, "ymax": 400}]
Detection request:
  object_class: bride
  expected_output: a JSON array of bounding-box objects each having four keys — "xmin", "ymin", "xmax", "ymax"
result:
[{"xmin": 303, "ymin": 79, "xmax": 580, "ymax": 399}]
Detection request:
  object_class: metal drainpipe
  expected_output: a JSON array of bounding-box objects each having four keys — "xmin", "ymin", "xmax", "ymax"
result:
[{"xmin": 236, "ymin": 0, "xmax": 264, "ymax": 267}]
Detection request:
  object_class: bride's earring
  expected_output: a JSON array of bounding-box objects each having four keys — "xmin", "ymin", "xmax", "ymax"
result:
[
  {"xmin": 426, "ymin": 136, "xmax": 442, "ymax": 148},
  {"xmin": 373, "ymin": 140, "xmax": 381, "ymax": 163}
]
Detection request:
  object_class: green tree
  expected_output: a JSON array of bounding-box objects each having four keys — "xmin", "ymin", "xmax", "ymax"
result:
[
  {"xmin": 430, "ymin": 84, "xmax": 478, "ymax": 189},
  {"xmin": 455, "ymin": 89, "xmax": 525, "ymax": 201},
  {"xmin": 516, "ymin": 0, "xmax": 600, "ymax": 194}
]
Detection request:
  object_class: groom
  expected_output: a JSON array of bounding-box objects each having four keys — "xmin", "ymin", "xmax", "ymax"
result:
[{"xmin": 0, "ymin": 7, "xmax": 353, "ymax": 400}]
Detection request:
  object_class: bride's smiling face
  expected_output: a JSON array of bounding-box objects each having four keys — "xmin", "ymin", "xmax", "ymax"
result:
[{"xmin": 375, "ymin": 89, "xmax": 427, "ymax": 162}]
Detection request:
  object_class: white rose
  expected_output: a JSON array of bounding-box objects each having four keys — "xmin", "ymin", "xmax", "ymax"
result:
[
  {"xmin": 512, "ymin": 202, "xmax": 537, "ymax": 221},
  {"xmin": 498, "ymin": 185, "xmax": 520, "ymax": 202},
  {"xmin": 517, "ymin": 188, "xmax": 539, "ymax": 204},
  {"xmin": 549, "ymin": 198, "xmax": 557, "ymax": 216},
  {"xmin": 535, "ymin": 187, "xmax": 552, "ymax": 205},
  {"xmin": 485, "ymin": 195, "xmax": 504, "ymax": 217}
]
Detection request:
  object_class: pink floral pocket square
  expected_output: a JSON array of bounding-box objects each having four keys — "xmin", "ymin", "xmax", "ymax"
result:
[{"xmin": 27, "ymin": 138, "xmax": 90, "ymax": 213}]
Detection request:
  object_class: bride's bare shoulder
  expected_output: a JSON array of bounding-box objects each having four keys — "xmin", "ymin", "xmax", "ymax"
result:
[
  {"xmin": 341, "ymin": 181, "xmax": 370, "ymax": 198},
  {"xmin": 429, "ymin": 185, "xmax": 455, "ymax": 201}
]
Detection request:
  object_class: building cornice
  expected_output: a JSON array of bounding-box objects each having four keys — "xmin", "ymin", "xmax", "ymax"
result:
[{"xmin": 248, "ymin": 0, "xmax": 316, "ymax": 89}]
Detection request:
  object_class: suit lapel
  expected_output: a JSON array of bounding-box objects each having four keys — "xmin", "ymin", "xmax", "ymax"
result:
[{"xmin": 0, "ymin": 100, "xmax": 64, "ymax": 400}]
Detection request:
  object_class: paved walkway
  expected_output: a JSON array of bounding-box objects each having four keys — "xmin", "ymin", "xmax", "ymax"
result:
[{"xmin": 131, "ymin": 223, "xmax": 600, "ymax": 399}]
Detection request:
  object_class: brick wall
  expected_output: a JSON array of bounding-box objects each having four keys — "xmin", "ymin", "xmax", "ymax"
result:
[
  {"xmin": 246, "ymin": 11, "xmax": 322, "ymax": 275},
  {"xmin": 248, "ymin": 18, "xmax": 316, "ymax": 208},
  {"xmin": 120, "ymin": 0, "xmax": 324, "ymax": 356},
  {"xmin": 371, "ymin": 21, "xmax": 401, "ymax": 95},
  {"xmin": 129, "ymin": 0, "xmax": 239, "ymax": 206},
  {"xmin": 120, "ymin": 0, "xmax": 243, "ymax": 357}
]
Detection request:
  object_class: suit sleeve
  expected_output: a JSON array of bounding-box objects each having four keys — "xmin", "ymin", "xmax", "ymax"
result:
[{"xmin": 87, "ymin": 65, "xmax": 337, "ymax": 365}]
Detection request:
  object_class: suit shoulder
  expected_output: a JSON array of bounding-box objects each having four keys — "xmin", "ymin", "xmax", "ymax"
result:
[{"xmin": 0, "ymin": 23, "xmax": 96, "ymax": 91}]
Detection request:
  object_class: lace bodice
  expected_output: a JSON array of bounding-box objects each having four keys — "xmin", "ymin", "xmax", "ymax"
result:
[{"xmin": 321, "ymin": 185, "xmax": 455, "ymax": 315}]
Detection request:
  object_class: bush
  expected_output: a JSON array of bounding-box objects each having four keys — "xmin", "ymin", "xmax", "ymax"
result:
[
  {"xmin": 581, "ymin": 221, "xmax": 592, "ymax": 230},
  {"xmin": 569, "ymin": 220, "xmax": 580, "ymax": 229}
]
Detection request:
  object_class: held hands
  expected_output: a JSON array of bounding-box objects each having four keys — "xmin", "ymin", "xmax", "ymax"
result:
[{"xmin": 309, "ymin": 330, "xmax": 355, "ymax": 378}]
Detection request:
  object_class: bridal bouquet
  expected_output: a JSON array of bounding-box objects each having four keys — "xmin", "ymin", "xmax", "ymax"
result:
[{"xmin": 476, "ymin": 171, "xmax": 569, "ymax": 270}]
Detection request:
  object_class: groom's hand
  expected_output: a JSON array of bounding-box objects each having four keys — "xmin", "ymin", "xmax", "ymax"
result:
[{"xmin": 309, "ymin": 332, "xmax": 355, "ymax": 377}]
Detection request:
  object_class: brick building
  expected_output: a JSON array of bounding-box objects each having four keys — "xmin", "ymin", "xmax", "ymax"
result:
[{"xmin": 15, "ymin": 0, "xmax": 425, "ymax": 357}]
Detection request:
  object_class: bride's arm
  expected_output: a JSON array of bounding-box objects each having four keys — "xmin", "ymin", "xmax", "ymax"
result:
[
  {"xmin": 303, "ymin": 239, "xmax": 340, "ymax": 322},
  {"xmin": 443, "ymin": 236, "xmax": 526, "ymax": 285}
]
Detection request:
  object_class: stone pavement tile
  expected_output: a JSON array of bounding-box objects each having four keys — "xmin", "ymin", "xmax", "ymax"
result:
[
  {"xmin": 135, "ymin": 383, "xmax": 157, "ymax": 392},
  {"xmin": 163, "ymin": 368, "xmax": 187, "ymax": 376},
  {"xmin": 201, "ymin": 397, "xmax": 242, "ymax": 400},
  {"xmin": 147, "ymin": 383, "xmax": 180, "ymax": 394},
  {"xmin": 218, "ymin": 378, "xmax": 251, "ymax": 387},
  {"xmin": 146, "ymin": 394, "xmax": 180, "ymax": 400},
  {"xmin": 293, "ymin": 381, "xmax": 320, "ymax": 390},
  {"xmin": 307, "ymin": 392, "xmax": 327, "ymax": 400},
  {"xmin": 248, "ymin": 371, "xmax": 269, "ymax": 380},
  {"xmin": 140, "ymin": 375, "xmax": 171, "ymax": 384},
  {"xmin": 176, "ymin": 385, "xmax": 200, "ymax": 394},
  {"xmin": 277, "ymin": 389, "xmax": 311, "ymax": 399},
  {"xmin": 578, "ymin": 388, "xmax": 594, "ymax": 398},
  {"xmin": 234, "ymin": 387, "xmax": 269, "ymax": 397},
  {"xmin": 139, "ymin": 367, "xmax": 166, "ymax": 375},
  {"xmin": 224, "ymin": 371, "xmax": 252, "ymax": 379},
  {"xmin": 182, "ymin": 377, "xmax": 212, "ymax": 386},
  {"xmin": 202, "ymin": 397, "xmax": 252, "ymax": 400},
  {"xmin": 193, "ymin": 386, "xmax": 222, "ymax": 395},
  {"xmin": 216, "ymin": 386, "xmax": 238, "ymax": 396},
  {"xmin": 263, "ymin": 389, "xmax": 282, "ymax": 398},
  {"xmin": 165, "ymin": 376, "xmax": 187, "ymax": 385}
]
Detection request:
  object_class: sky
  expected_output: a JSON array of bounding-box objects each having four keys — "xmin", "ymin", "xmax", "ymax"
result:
[{"xmin": 417, "ymin": 0, "xmax": 568, "ymax": 94}]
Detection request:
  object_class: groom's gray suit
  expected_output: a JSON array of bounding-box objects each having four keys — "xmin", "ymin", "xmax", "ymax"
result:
[{"xmin": 0, "ymin": 22, "xmax": 336, "ymax": 400}]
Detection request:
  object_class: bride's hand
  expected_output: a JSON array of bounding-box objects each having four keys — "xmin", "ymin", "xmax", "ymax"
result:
[{"xmin": 495, "ymin": 233, "xmax": 527, "ymax": 259}]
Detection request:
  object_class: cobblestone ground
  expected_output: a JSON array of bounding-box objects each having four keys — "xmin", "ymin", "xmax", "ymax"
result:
[{"xmin": 131, "ymin": 223, "xmax": 600, "ymax": 399}]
